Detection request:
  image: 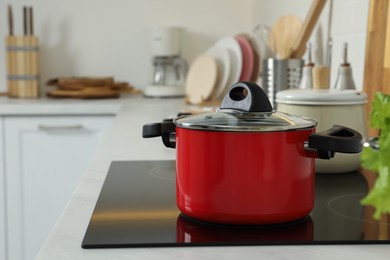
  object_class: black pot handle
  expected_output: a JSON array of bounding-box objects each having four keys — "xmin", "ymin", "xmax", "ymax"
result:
[
  {"xmin": 142, "ymin": 121, "xmax": 176, "ymax": 148},
  {"xmin": 220, "ymin": 82, "xmax": 273, "ymax": 112},
  {"xmin": 308, "ymin": 125, "xmax": 362, "ymax": 159}
]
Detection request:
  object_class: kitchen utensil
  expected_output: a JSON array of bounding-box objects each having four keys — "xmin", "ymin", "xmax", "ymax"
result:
[
  {"xmin": 143, "ymin": 82, "xmax": 362, "ymax": 225},
  {"xmin": 6, "ymin": 5, "xmax": 39, "ymax": 98},
  {"xmin": 276, "ymin": 88, "xmax": 367, "ymax": 173},
  {"xmin": 23, "ymin": 6, "xmax": 28, "ymax": 35},
  {"xmin": 215, "ymin": 37, "xmax": 242, "ymax": 90},
  {"xmin": 326, "ymin": 0, "xmax": 333, "ymax": 66},
  {"xmin": 235, "ymin": 35, "xmax": 254, "ymax": 81},
  {"xmin": 271, "ymin": 15, "xmax": 302, "ymax": 59},
  {"xmin": 8, "ymin": 5, "xmax": 14, "ymax": 36},
  {"xmin": 299, "ymin": 42, "xmax": 314, "ymax": 89},
  {"xmin": 46, "ymin": 76, "xmax": 138, "ymax": 98},
  {"xmin": 262, "ymin": 58, "xmax": 304, "ymax": 107},
  {"xmin": 290, "ymin": 0, "xmax": 327, "ymax": 58},
  {"xmin": 312, "ymin": 65, "xmax": 330, "ymax": 89},
  {"xmin": 206, "ymin": 44, "xmax": 231, "ymax": 99},
  {"xmin": 300, "ymin": 67, "xmax": 313, "ymax": 89},
  {"xmin": 185, "ymin": 54, "xmax": 218, "ymax": 104},
  {"xmin": 47, "ymin": 87, "xmax": 120, "ymax": 99},
  {"xmin": 47, "ymin": 76, "xmax": 115, "ymax": 87},
  {"xmin": 300, "ymin": 67, "xmax": 314, "ymax": 89},
  {"xmin": 29, "ymin": 6, "xmax": 34, "ymax": 35},
  {"xmin": 333, "ymin": 42, "xmax": 356, "ymax": 90},
  {"xmin": 7, "ymin": 5, "xmax": 15, "ymax": 96}
]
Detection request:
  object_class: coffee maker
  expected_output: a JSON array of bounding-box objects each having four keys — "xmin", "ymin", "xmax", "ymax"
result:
[{"xmin": 144, "ymin": 27, "xmax": 188, "ymax": 97}]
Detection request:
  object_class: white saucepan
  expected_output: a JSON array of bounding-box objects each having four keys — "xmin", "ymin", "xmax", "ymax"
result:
[{"xmin": 276, "ymin": 89, "xmax": 367, "ymax": 174}]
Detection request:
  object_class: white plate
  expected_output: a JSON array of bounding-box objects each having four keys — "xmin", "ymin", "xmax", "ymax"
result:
[
  {"xmin": 206, "ymin": 44, "xmax": 231, "ymax": 99},
  {"xmin": 185, "ymin": 54, "xmax": 218, "ymax": 104},
  {"xmin": 215, "ymin": 37, "xmax": 242, "ymax": 93}
]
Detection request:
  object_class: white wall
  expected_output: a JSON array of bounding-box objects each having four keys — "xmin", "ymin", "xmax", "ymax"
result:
[
  {"xmin": 0, "ymin": 0, "xmax": 253, "ymax": 93},
  {"xmin": 0, "ymin": 0, "xmax": 369, "ymax": 93}
]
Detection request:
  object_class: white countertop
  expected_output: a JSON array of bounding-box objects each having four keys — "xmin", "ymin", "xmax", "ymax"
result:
[
  {"xmin": 0, "ymin": 96, "xmax": 122, "ymax": 115},
  {"xmin": 25, "ymin": 95, "xmax": 390, "ymax": 260}
]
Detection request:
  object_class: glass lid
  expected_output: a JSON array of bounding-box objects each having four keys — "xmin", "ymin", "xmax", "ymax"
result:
[
  {"xmin": 175, "ymin": 82, "xmax": 317, "ymax": 132},
  {"xmin": 174, "ymin": 110, "xmax": 316, "ymax": 132}
]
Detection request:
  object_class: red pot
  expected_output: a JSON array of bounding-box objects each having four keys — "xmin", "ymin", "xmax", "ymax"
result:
[{"xmin": 143, "ymin": 82, "xmax": 362, "ymax": 225}]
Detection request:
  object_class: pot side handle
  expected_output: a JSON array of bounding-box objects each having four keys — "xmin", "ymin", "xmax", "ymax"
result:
[
  {"xmin": 142, "ymin": 121, "xmax": 176, "ymax": 148},
  {"xmin": 308, "ymin": 125, "xmax": 362, "ymax": 159}
]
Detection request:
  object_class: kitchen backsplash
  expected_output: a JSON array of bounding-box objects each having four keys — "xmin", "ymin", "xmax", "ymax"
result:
[{"xmin": 0, "ymin": 0, "xmax": 368, "ymax": 93}]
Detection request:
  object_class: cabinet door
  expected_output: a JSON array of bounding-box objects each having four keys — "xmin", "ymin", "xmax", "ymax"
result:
[
  {"xmin": 4, "ymin": 116, "xmax": 113, "ymax": 260},
  {"xmin": 0, "ymin": 118, "xmax": 5, "ymax": 260}
]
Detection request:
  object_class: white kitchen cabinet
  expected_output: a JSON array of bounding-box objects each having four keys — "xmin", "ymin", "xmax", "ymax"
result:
[
  {"xmin": 0, "ymin": 118, "xmax": 5, "ymax": 260},
  {"xmin": 2, "ymin": 115, "xmax": 113, "ymax": 260}
]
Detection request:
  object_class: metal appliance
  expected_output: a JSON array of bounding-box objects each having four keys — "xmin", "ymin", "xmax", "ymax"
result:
[{"xmin": 144, "ymin": 27, "xmax": 188, "ymax": 97}]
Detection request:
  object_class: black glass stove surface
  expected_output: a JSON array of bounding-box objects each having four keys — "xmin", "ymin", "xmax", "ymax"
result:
[{"xmin": 82, "ymin": 161, "xmax": 390, "ymax": 248}]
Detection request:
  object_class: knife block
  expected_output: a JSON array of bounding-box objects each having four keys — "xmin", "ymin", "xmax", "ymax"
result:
[{"xmin": 5, "ymin": 35, "xmax": 40, "ymax": 98}]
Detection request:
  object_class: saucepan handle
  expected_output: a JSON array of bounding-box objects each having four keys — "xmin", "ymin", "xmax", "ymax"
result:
[
  {"xmin": 308, "ymin": 125, "xmax": 362, "ymax": 159},
  {"xmin": 220, "ymin": 82, "xmax": 273, "ymax": 112},
  {"xmin": 142, "ymin": 121, "xmax": 176, "ymax": 148}
]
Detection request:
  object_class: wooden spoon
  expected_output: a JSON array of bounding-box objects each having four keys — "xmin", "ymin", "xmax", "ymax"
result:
[
  {"xmin": 290, "ymin": 0, "xmax": 327, "ymax": 58},
  {"xmin": 271, "ymin": 15, "xmax": 302, "ymax": 59}
]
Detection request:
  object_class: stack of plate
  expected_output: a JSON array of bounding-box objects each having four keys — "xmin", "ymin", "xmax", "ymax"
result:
[{"xmin": 185, "ymin": 34, "xmax": 260, "ymax": 105}]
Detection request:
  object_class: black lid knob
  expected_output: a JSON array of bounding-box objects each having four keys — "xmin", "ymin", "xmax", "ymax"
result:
[{"xmin": 220, "ymin": 82, "xmax": 273, "ymax": 112}]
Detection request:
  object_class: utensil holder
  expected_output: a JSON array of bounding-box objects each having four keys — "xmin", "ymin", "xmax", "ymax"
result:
[
  {"xmin": 6, "ymin": 35, "xmax": 39, "ymax": 98},
  {"xmin": 262, "ymin": 58, "xmax": 303, "ymax": 107}
]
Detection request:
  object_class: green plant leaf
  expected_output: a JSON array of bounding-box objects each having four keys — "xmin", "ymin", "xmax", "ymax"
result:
[
  {"xmin": 361, "ymin": 165, "xmax": 390, "ymax": 219},
  {"xmin": 361, "ymin": 92, "xmax": 390, "ymax": 219},
  {"xmin": 370, "ymin": 92, "xmax": 390, "ymax": 129},
  {"xmin": 361, "ymin": 146, "xmax": 380, "ymax": 172}
]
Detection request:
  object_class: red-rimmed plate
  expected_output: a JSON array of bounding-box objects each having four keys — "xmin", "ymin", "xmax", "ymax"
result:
[
  {"xmin": 235, "ymin": 35, "xmax": 254, "ymax": 81},
  {"xmin": 239, "ymin": 33, "xmax": 260, "ymax": 82}
]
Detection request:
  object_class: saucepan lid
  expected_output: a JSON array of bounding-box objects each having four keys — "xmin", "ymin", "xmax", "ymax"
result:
[
  {"xmin": 175, "ymin": 82, "xmax": 317, "ymax": 132},
  {"xmin": 276, "ymin": 89, "xmax": 367, "ymax": 105}
]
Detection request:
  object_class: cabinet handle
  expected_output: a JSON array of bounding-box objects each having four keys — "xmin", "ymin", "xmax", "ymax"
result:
[{"xmin": 38, "ymin": 124, "xmax": 84, "ymax": 131}]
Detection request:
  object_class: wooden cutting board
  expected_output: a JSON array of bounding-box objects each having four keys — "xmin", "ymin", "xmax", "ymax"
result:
[
  {"xmin": 185, "ymin": 54, "xmax": 218, "ymax": 104},
  {"xmin": 363, "ymin": 0, "xmax": 390, "ymax": 136},
  {"xmin": 47, "ymin": 87, "xmax": 120, "ymax": 99},
  {"xmin": 46, "ymin": 77, "xmax": 141, "ymax": 99}
]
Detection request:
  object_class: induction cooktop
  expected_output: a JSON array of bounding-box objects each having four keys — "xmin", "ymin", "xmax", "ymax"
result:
[{"xmin": 82, "ymin": 161, "xmax": 390, "ymax": 248}]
